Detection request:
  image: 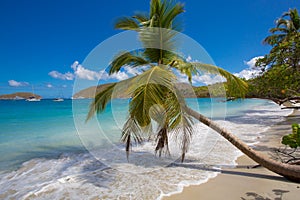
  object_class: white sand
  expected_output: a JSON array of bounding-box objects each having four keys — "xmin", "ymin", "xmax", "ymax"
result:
[{"xmin": 164, "ymin": 110, "xmax": 300, "ymax": 200}]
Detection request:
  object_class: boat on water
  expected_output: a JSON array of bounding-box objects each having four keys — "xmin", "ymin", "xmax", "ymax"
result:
[
  {"xmin": 26, "ymin": 96, "xmax": 41, "ymax": 102},
  {"xmin": 26, "ymin": 85, "xmax": 41, "ymax": 101},
  {"xmin": 53, "ymin": 98, "xmax": 64, "ymax": 102}
]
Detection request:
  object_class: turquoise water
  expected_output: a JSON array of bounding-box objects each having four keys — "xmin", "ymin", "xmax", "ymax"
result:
[
  {"xmin": 0, "ymin": 100, "xmax": 83, "ymax": 171},
  {"xmin": 0, "ymin": 98, "xmax": 268, "ymax": 171},
  {"xmin": 0, "ymin": 98, "xmax": 291, "ymax": 199}
]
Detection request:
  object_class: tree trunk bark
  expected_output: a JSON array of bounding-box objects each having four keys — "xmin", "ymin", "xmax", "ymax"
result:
[{"xmin": 185, "ymin": 106, "xmax": 300, "ymax": 182}]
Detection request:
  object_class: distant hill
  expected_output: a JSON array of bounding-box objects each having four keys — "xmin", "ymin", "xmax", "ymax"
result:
[
  {"xmin": 0, "ymin": 92, "xmax": 42, "ymax": 100},
  {"xmin": 73, "ymin": 82, "xmax": 214, "ymax": 99}
]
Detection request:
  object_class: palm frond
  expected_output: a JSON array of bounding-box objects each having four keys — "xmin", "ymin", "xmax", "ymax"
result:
[
  {"xmin": 159, "ymin": 84, "xmax": 193, "ymax": 162},
  {"xmin": 150, "ymin": 0, "xmax": 161, "ymax": 21},
  {"xmin": 276, "ymin": 19, "xmax": 290, "ymax": 29},
  {"xmin": 114, "ymin": 17, "xmax": 139, "ymax": 30},
  {"xmin": 133, "ymin": 13, "xmax": 149, "ymax": 24},
  {"xmin": 121, "ymin": 117, "xmax": 143, "ymax": 160},
  {"xmin": 86, "ymin": 83, "xmax": 117, "ymax": 121},
  {"xmin": 155, "ymin": 126, "xmax": 170, "ymax": 157},
  {"xmin": 161, "ymin": 1, "xmax": 185, "ymax": 30},
  {"xmin": 109, "ymin": 51, "xmax": 150, "ymax": 75},
  {"xmin": 192, "ymin": 62, "xmax": 248, "ymax": 98},
  {"xmin": 172, "ymin": 60, "xmax": 198, "ymax": 83},
  {"xmin": 149, "ymin": 0, "xmax": 184, "ymax": 30},
  {"xmin": 139, "ymin": 27, "xmax": 178, "ymax": 64},
  {"xmin": 129, "ymin": 84, "xmax": 165, "ymax": 127},
  {"xmin": 127, "ymin": 65, "xmax": 176, "ymax": 94},
  {"xmin": 148, "ymin": 104, "xmax": 167, "ymax": 126},
  {"xmin": 282, "ymin": 9, "xmax": 300, "ymax": 30},
  {"xmin": 270, "ymin": 27, "xmax": 289, "ymax": 34},
  {"xmin": 172, "ymin": 111, "xmax": 194, "ymax": 162},
  {"xmin": 127, "ymin": 66, "xmax": 176, "ymax": 127},
  {"xmin": 86, "ymin": 73, "xmax": 153, "ymax": 122},
  {"xmin": 263, "ymin": 34, "xmax": 286, "ymax": 45},
  {"xmin": 164, "ymin": 84, "xmax": 188, "ymax": 129}
]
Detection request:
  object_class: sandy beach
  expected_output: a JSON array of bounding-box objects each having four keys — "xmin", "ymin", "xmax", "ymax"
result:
[{"xmin": 165, "ymin": 110, "xmax": 300, "ymax": 200}]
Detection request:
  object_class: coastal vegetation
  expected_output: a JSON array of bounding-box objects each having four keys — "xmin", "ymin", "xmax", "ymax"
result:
[
  {"xmin": 87, "ymin": 0, "xmax": 300, "ymax": 182},
  {"xmin": 275, "ymin": 124, "xmax": 300, "ymax": 166},
  {"xmin": 247, "ymin": 8, "xmax": 300, "ymax": 103}
]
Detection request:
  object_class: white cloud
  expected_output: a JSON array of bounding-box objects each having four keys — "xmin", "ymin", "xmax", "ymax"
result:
[
  {"xmin": 98, "ymin": 69, "xmax": 129, "ymax": 81},
  {"xmin": 244, "ymin": 56, "xmax": 264, "ymax": 69},
  {"xmin": 234, "ymin": 56, "xmax": 265, "ymax": 80},
  {"xmin": 110, "ymin": 71, "xmax": 129, "ymax": 81},
  {"xmin": 8, "ymin": 80, "xmax": 29, "ymax": 87},
  {"xmin": 73, "ymin": 64, "xmax": 101, "ymax": 80},
  {"xmin": 49, "ymin": 61, "xmax": 99, "ymax": 81},
  {"xmin": 175, "ymin": 70, "xmax": 225, "ymax": 85},
  {"xmin": 186, "ymin": 55, "xmax": 192, "ymax": 62},
  {"xmin": 48, "ymin": 71, "xmax": 74, "ymax": 80},
  {"xmin": 234, "ymin": 69, "xmax": 260, "ymax": 80},
  {"xmin": 123, "ymin": 65, "xmax": 141, "ymax": 76},
  {"xmin": 49, "ymin": 60, "xmax": 173, "ymax": 82},
  {"xmin": 193, "ymin": 74, "xmax": 225, "ymax": 85},
  {"xmin": 50, "ymin": 61, "xmax": 132, "ymax": 81},
  {"xmin": 71, "ymin": 61, "xmax": 79, "ymax": 71},
  {"xmin": 46, "ymin": 83, "xmax": 53, "ymax": 88}
]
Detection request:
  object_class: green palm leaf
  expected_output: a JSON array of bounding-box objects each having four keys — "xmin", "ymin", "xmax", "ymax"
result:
[
  {"xmin": 86, "ymin": 83, "xmax": 116, "ymax": 121},
  {"xmin": 114, "ymin": 17, "xmax": 139, "ymax": 30},
  {"xmin": 128, "ymin": 66, "xmax": 176, "ymax": 127},
  {"xmin": 192, "ymin": 62, "xmax": 248, "ymax": 98},
  {"xmin": 140, "ymin": 27, "xmax": 178, "ymax": 64},
  {"xmin": 109, "ymin": 51, "xmax": 150, "ymax": 75},
  {"xmin": 121, "ymin": 117, "xmax": 143, "ymax": 160},
  {"xmin": 172, "ymin": 112, "xmax": 194, "ymax": 162},
  {"xmin": 133, "ymin": 13, "xmax": 149, "ymax": 24}
]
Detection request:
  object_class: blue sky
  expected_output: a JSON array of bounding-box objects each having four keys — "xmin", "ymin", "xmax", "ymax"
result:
[{"xmin": 0, "ymin": 0, "xmax": 299, "ymax": 98}]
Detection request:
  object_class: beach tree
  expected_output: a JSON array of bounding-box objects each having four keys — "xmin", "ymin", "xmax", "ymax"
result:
[
  {"xmin": 257, "ymin": 8, "xmax": 300, "ymax": 71},
  {"xmin": 87, "ymin": 0, "xmax": 300, "ymax": 182},
  {"xmin": 248, "ymin": 8, "xmax": 300, "ymax": 102}
]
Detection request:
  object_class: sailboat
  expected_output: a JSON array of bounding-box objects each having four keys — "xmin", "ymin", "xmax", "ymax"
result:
[
  {"xmin": 53, "ymin": 90, "xmax": 64, "ymax": 102},
  {"xmin": 26, "ymin": 96, "xmax": 41, "ymax": 102},
  {"xmin": 53, "ymin": 98, "xmax": 64, "ymax": 102},
  {"xmin": 26, "ymin": 85, "xmax": 41, "ymax": 102}
]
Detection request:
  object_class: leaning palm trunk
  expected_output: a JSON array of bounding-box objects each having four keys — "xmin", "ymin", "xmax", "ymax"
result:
[{"xmin": 185, "ymin": 106, "xmax": 300, "ymax": 182}]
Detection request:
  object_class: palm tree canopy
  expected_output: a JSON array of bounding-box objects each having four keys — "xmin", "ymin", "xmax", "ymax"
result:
[
  {"xmin": 87, "ymin": 0, "xmax": 248, "ymax": 161},
  {"xmin": 258, "ymin": 8, "xmax": 300, "ymax": 70},
  {"xmin": 264, "ymin": 8, "xmax": 300, "ymax": 45}
]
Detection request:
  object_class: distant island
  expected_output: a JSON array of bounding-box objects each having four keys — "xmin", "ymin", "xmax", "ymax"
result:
[{"xmin": 0, "ymin": 92, "xmax": 42, "ymax": 100}]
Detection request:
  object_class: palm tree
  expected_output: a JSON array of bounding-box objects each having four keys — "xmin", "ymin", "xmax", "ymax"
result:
[
  {"xmin": 87, "ymin": 0, "xmax": 300, "ymax": 182},
  {"xmin": 264, "ymin": 8, "xmax": 300, "ymax": 45},
  {"xmin": 260, "ymin": 8, "xmax": 300, "ymax": 70}
]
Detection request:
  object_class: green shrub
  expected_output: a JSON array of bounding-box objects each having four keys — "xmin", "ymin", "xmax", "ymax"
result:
[{"xmin": 281, "ymin": 124, "xmax": 300, "ymax": 148}]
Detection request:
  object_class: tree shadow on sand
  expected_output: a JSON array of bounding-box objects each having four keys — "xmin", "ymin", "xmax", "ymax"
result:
[{"xmin": 241, "ymin": 189, "xmax": 289, "ymax": 200}]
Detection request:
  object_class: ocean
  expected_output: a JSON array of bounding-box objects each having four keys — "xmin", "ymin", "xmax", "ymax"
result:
[{"xmin": 0, "ymin": 98, "xmax": 291, "ymax": 199}]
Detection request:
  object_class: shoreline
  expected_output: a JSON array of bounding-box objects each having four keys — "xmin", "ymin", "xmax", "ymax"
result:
[{"xmin": 164, "ymin": 109, "xmax": 300, "ymax": 200}]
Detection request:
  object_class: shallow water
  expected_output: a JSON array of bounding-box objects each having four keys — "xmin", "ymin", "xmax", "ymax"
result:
[{"xmin": 0, "ymin": 98, "xmax": 291, "ymax": 199}]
